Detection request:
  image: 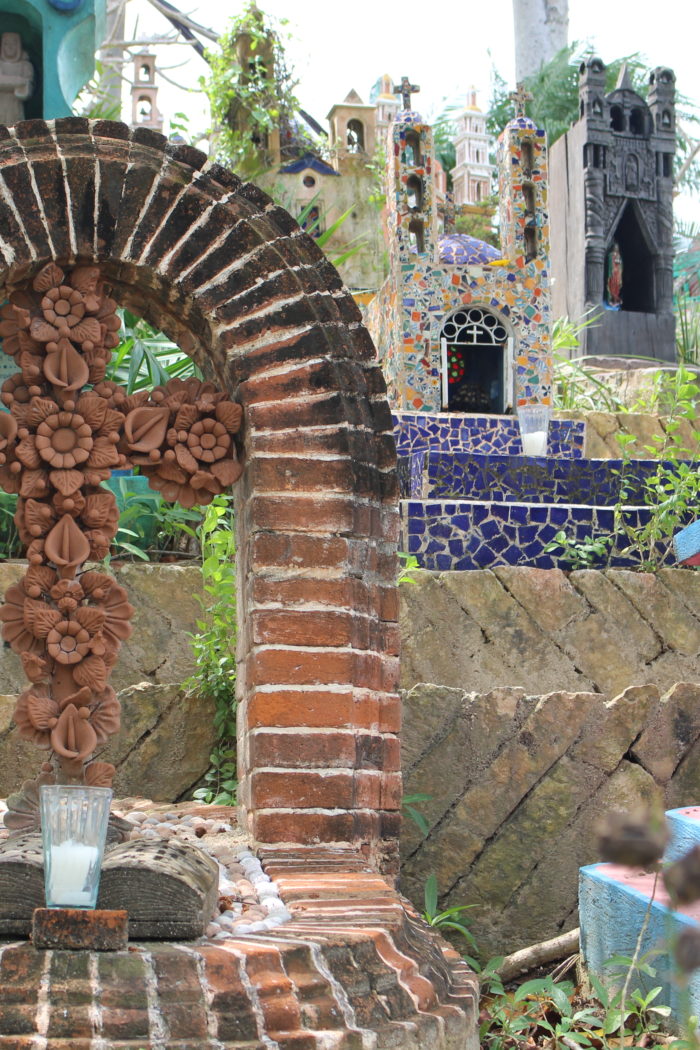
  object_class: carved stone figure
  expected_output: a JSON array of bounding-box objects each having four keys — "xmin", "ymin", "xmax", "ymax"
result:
[
  {"xmin": 0, "ymin": 33, "xmax": 34, "ymax": 126},
  {"xmin": 0, "ymin": 262, "xmax": 244, "ymax": 829}
]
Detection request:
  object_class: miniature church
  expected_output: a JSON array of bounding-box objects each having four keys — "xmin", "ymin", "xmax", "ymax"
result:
[
  {"xmin": 549, "ymin": 59, "xmax": 676, "ymax": 361},
  {"xmin": 365, "ymin": 81, "xmax": 552, "ymax": 415}
]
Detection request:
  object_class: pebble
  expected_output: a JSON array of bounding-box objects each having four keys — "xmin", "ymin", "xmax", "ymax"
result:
[{"xmin": 119, "ymin": 804, "xmax": 290, "ymax": 941}]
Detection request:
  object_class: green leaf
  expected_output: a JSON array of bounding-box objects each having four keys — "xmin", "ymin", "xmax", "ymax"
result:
[{"xmin": 424, "ymin": 873, "xmax": 438, "ymax": 918}]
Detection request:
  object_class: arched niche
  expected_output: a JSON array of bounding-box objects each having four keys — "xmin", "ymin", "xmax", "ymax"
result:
[
  {"xmin": 607, "ymin": 201, "xmax": 655, "ymax": 313},
  {"xmin": 0, "ymin": 119, "xmax": 401, "ymax": 873},
  {"xmin": 406, "ymin": 173, "xmax": 423, "ymax": 211},
  {"xmin": 440, "ymin": 306, "xmax": 510, "ymax": 413}
]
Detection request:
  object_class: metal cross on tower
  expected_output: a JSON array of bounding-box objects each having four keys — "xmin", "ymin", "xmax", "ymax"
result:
[
  {"xmin": 393, "ymin": 76, "xmax": 420, "ymax": 111},
  {"xmin": 509, "ymin": 81, "xmax": 534, "ymax": 118},
  {"xmin": 0, "ymin": 261, "xmax": 243, "ymax": 824}
]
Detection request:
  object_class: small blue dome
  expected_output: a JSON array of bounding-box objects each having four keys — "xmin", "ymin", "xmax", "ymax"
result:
[
  {"xmin": 395, "ymin": 109, "xmax": 423, "ymax": 125},
  {"xmin": 506, "ymin": 115, "xmax": 538, "ymax": 132},
  {"xmin": 439, "ymin": 234, "xmax": 501, "ymax": 266}
]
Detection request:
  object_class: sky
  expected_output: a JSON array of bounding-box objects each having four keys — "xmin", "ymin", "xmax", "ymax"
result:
[{"xmin": 120, "ymin": 0, "xmax": 700, "ymax": 221}]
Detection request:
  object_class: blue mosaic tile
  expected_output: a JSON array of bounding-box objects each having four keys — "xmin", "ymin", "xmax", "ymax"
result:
[
  {"xmin": 393, "ymin": 411, "xmax": 585, "ymax": 459},
  {"xmin": 399, "ymin": 499, "xmax": 682, "ymax": 572}
]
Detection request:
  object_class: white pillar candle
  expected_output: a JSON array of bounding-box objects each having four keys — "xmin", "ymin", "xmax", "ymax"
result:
[
  {"xmin": 48, "ymin": 840, "xmax": 99, "ymax": 907},
  {"xmin": 521, "ymin": 431, "xmax": 547, "ymax": 456}
]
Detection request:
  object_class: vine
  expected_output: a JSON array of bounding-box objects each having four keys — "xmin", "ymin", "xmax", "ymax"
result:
[{"xmin": 204, "ymin": 3, "xmax": 300, "ymax": 176}]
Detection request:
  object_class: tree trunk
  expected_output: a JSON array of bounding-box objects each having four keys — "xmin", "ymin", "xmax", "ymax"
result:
[{"xmin": 513, "ymin": 0, "xmax": 569, "ymax": 82}]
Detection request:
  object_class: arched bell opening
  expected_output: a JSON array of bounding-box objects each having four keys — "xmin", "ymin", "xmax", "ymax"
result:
[{"xmin": 440, "ymin": 306, "xmax": 510, "ymax": 414}]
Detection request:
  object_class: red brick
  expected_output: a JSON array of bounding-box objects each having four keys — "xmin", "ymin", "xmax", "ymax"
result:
[
  {"xmin": 251, "ymin": 533, "xmax": 349, "ymax": 571},
  {"xmin": 32, "ymin": 908, "xmax": 128, "ymax": 951},
  {"xmin": 252, "ymin": 809, "xmax": 380, "ymax": 844},
  {"xmin": 245, "ymin": 688, "xmax": 380, "ymax": 729},
  {"xmin": 251, "ymin": 576, "xmax": 372, "ymax": 610},
  {"xmin": 241, "ymin": 946, "xmax": 301, "ymax": 1033},
  {"xmin": 251, "ymin": 455, "xmax": 354, "ymax": 493},
  {"xmin": 246, "ymin": 648, "xmax": 392, "ymax": 692},
  {"xmin": 251, "ymin": 610, "xmax": 370, "ymax": 649},
  {"xmin": 248, "ymin": 729, "xmax": 357, "ymax": 768},
  {"xmin": 250, "ymin": 495, "xmax": 366, "ymax": 534},
  {"xmin": 378, "ymin": 694, "xmax": 402, "ymax": 734},
  {"xmin": 250, "ymin": 770, "xmax": 355, "ymax": 809}
]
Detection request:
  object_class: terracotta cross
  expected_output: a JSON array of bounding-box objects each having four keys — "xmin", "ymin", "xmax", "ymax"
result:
[
  {"xmin": 509, "ymin": 81, "xmax": 534, "ymax": 119},
  {"xmin": 393, "ymin": 76, "xmax": 420, "ymax": 111},
  {"xmin": 0, "ymin": 262, "xmax": 243, "ymax": 831}
]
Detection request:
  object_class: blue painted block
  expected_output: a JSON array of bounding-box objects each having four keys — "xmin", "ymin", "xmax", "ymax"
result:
[
  {"xmin": 674, "ymin": 520, "xmax": 700, "ymax": 564},
  {"xmin": 580, "ymin": 862, "xmax": 700, "ymax": 1031},
  {"xmin": 665, "ymin": 807, "xmax": 700, "ymax": 862}
]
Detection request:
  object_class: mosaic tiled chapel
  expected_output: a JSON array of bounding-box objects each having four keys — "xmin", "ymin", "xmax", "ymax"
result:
[{"xmin": 365, "ymin": 83, "xmax": 552, "ymax": 415}]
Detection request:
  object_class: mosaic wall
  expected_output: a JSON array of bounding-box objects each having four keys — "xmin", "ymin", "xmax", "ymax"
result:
[
  {"xmin": 393, "ymin": 411, "xmax": 584, "ymax": 458},
  {"xmin": 421, "ymin": 452, "xmax": 662, "ymax": 504},
  {"xmin": 365, "ymin": 108, "xmax": 552, "ymax": 414},
  {"xmin": 401, "ymin": 499, "xmax": 672, "ymax": 571}
]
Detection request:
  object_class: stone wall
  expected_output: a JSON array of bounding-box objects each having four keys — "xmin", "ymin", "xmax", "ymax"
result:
[
  {"xmin": 401, "ymin": 568, "xmax": 700, "ymax": 698},
  {"xmin": 401, "ymin": 681, "xmax": 700, "ymax": 957},
  {"xmin": 556, "ymin": 408, "xmax": 700, "ymax": 459}
]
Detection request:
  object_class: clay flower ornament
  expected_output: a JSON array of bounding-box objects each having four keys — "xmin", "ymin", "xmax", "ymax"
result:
[
  {"xmin": 0, "ymin": 261, "xmax": 245, "ymax": 813},
  {"xmin": 122, "ymin": 377, "xmax": 244, "ymax": 508}
]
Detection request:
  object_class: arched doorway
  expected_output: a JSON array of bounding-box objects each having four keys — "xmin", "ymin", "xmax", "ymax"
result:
[
  {"xmin": 0, "ymin": 118, "xmax": 400, "ymax": 872},
  {"xmin": 440, "ymin": 306, "xmax": 510, "ymax": 413}
]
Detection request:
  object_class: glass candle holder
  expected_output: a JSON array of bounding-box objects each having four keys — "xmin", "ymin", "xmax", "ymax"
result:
[
  {"xmin": 40, "ymin": 785, "xmax": 113, "ymax": 909},
  {"xmin": 517, "ymin": 404, "xmax": 551, "ymax": 457}
]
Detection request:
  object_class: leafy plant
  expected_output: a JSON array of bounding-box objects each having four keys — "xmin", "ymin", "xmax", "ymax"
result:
[
  {"xmin": 204, "ymin": 2, "xmax": 301, "ymax": 176},
  {"xmin": 402, "ymin": 792, "xmax": 431, "ymax": 838},
  {"xmin": 106, "ymin": 311, "xmax": 197, "ymax": 394},
  {"xmin": 107, "ymin": 478, "xmax": 202, "ymax": 561},
  {"xmin": 421, "ymin": 873, "xmax": 479, "ymax": 955},
  {"xmin": 0, "ymin": 491, "xmax": 22, "ymax": 559},
  {"xmin": 398, "ymin": 551, "xmax": 420, "ymax": 584},
  {"xmin": 543, "ymin": 528, "xmax": 614, "ymax": 570},
  {"xmin": 676, "ymin": 294, "xmax": 700, "ymax": 366},
  {"xmin": 295, "ymin": 195, "xmax": 366, "ymax": 269},
  {"xmin": 188, "ymin": 495, "xmax": 238, "ymax": 806}
]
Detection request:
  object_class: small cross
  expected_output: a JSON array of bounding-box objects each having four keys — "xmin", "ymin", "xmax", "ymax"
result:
[
  {"xmin": 393, "ymin": 76, "xmax": 420, "ymax": 111},
  {"xmin": 509, "ymin": 81, "xmax": 533, "ymax": 119}
]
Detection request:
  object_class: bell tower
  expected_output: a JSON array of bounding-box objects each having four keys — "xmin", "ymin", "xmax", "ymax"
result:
[
  {"xmin": 497, "ymin": 83, "xmax": 549, "ymax": 266},
  {"xmin": 387, "ymin": 78, "xmax": 437, "ymax": 262},
  {"xmin": 130, "ymin": 51, "xmax": 163, "ymax": 133}
]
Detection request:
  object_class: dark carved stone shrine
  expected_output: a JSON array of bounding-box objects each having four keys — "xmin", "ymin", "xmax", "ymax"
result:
[{"xmin": 549, "ymin": 58, "xmax": 676, "ymax": 361}]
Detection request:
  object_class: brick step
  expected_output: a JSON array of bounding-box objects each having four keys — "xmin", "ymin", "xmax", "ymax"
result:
[
  {"xmin": 579, "ymin": 861, "xmax": 700, "ymax": 1030},
  {"xmin": 400, "ymin": 498, "xmax": 673, "ymax": 571}
]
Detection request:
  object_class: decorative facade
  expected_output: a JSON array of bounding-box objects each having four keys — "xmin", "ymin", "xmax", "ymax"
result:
[
  {"xmin": 549, "ymin": 60, "xmax": 676, "ymax": 360},
  {"xmin": 365, "ymin": 88, "xmax": 552, "ymax": 414},
  {"xmin": 452, "ymin": 90, "xmax": 494, "ymax": 206}
]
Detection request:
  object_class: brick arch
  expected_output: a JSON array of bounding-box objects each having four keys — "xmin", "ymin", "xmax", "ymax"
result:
[{"xmin": 0, "ymin": 118, "xmax": 400, "ymax": 873}]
